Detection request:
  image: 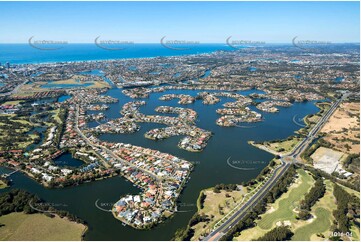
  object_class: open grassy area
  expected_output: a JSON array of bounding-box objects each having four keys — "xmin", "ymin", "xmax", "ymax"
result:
[
  {"xmin": 0, "ymin": 180, "xmax": 8, "ymax": 189},
  {"xmin": 0, "ymin": 100, "xmax": 24, "ymax": 106},
  {"xmin": 16, "ymin": 74, "xmax": 110, "ymax": 94},
  {"xmin": 191, "ymin": 187, "xmax": 246, "ymax": 240},
  {"xmin": 0, "ymin": 212, "xmax": 86, "ymax": 241},
  {"xmin": 234, "ymin": 169, "xmax": 314, "ymax": 240},
  {"xmin": 292, "ymin": 180, "xmax": 337, "ymax": 240},
  {"xmin": 234, "ymin": 171, "xmax": 345, "ymax": 241},
  {"xmin": 294, "ymin": 207, "xmax": 332, "ymax": 240},
  {"xmin": 257, "ymin": 169, "xmax": 314, "ymax": 230},
  {"xmin": 0, "ymin": 113, "xmax": 39, "ymax": 151},
  {"xmin": 263, "ymin": 136, "xmax": 304, "ymax": 154},
  {"xmin": 320, "ymin": 102, "xmax": 360, "ymax": 154},
  {"xmin": 350, "ymin": 222, "xmax": 360, "ymax": 241}
]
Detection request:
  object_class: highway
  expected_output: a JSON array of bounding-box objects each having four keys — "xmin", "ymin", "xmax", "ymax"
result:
[
  {"xmin": 0, "ymin": 79, "xmax": 30, "ymax": 96},
  {"xmin": 203, "ymin": 97, "xmax": 342, "ymax": 241}
]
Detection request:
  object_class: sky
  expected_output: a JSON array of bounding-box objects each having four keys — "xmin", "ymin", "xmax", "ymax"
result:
[{"xmin": 0, "ymin": 1, "xmax": 359, "ymax": 43}]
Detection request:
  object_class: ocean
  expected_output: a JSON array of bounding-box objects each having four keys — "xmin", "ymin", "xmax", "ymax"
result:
[{"xmin": 0, "ymin": 44, "xmax": 230, "ymax": 64}]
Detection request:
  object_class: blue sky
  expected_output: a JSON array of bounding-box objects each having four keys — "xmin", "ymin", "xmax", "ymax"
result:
[{"xmin": 0, "ymin": 1, "xmax": 359, "ymax": 43}]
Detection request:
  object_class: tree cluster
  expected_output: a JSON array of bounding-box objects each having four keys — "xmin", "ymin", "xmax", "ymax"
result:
[
  {"xmin": 332, "ymin": 184, "xmax": 360, "ymax": 233},
  {"xmin": 255, "ymin": 226, "xmax": 294, "ymax": 241}
]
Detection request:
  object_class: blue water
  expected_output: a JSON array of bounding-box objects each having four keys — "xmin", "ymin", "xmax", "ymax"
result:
[
  {"xmin": 58, "ymin": 95, "xmax": 71, "ymax": 102},
  {"xmin": 200, "ymin": 70, "xmax": 211, "ymax": 78},
  {"xmin": 30, "ymin": 72, "xmax": 44, "ymax": 77},
  {"xmin": 0, "ymin": 86, "xmax": 321, "ymax": 240},
  {"xmin": 335, "ymin": 76, "xmax": 344, "ymax": 83},
  {"xmin": 0, "ymin": 44, "xmax": 230, "ymax": 64},
  {"xmin": 0, "ymin": 43, "xmax": 326, "ymax": 240},
  {"xmin": 249, "ymin": 67, "xmax": 257, "ymax": 72},
  {"xmin": 54, "ymin": 153, "xmax": 84, "ymax": 168}
]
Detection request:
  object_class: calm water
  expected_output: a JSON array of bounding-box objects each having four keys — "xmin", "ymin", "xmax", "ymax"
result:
[
  {"xmin": 54, "ymin": 153, "xmax": 84, "ymax": 168},
  {"xmin": 335, "ymin": 76, "xmax": 344, "ymax": 83},
  {"xmin": 0, "ymin": 86, "xmax": 320, "ymax": 240},
  {"xmin": 0, "ymin": 44, "xmax": 230, "ymax": 64}
]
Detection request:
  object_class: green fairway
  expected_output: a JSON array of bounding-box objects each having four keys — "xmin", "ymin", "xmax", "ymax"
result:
[
  {"xmin": 292, "ymin": 179, "xmax": 337, "ymax": 240},
  {"xmin": 292, "ymin": 207, "xmax": 331, "ymax": 241},
  {"xmin": 257, "ymin": 169, "xmax": 314, "ymax": 230}
]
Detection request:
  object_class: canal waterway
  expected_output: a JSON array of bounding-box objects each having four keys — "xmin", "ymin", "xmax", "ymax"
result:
[{"xmin": 0, "ymin": 85, "xmax": 320, "ymax": 240}]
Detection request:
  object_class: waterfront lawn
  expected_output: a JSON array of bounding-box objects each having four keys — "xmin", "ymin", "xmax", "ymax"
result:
[
  {"xmin": 0, "ymin": 212, "xmax": 86, "ymax": 241},
  {"xmin": 49, "ymin": 76, "xmax": 110, "ymax": 89},
  {"xmin": 0, "ymin": 180, "xmax": 8, "ymax": 189},
  {"xmin": 296, "ymin": 102, "xmax": 331, "ymax": 136},
  {"xmin": 15, "ymin": 74, "xmax": 109, "ymax": 94},
  {"xmin": 264, "ymin": 136, "xmax": 304, "ymax": 154}
]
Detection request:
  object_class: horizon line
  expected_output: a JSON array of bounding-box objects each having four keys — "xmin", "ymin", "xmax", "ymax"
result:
[{"xmin": 0, "ymin": 42, "xmax": 360, "ymax": 44}]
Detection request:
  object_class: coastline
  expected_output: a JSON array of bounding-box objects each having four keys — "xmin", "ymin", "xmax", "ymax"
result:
[{"xmin": 0, "ymin": 44, "xmax": 226, "ymax": 65}]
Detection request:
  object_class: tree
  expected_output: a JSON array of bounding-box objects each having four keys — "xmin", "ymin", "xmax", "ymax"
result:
[{"xmin": 256, "ymin": 226, "xmax": 294, "ymax": 241}]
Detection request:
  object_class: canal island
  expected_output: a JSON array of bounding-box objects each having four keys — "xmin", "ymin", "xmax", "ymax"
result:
[{"xmin": 0, "ymin": 44, "xmax": 359, "ymax": 240}]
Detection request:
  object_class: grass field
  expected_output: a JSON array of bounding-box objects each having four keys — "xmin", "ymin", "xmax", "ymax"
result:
[
  {"xmin": 350, "ymin": 222, "xmax": 360, "ymax": 241},
  {"xmin": 265, "ymin": 136, "xmax": 303, "ymax": 154},
  {"xmin": 234, "ymin": 171, "xmax": 345, "ymax": 241},
  {"xmin": 293, "ymin": 207, "xmax": 332, "ymax": 241},
  {"xmin": 0, "ymin": 212, "xmax": 86, "ymax": 241},
  {"xmin": 257, "ymin": 169, "xmax": 314, "ymax": 230},
  {"xmin": 191, "ymin": 187, "xmax": 246, "ymax": 240},
  {"xmin": 0, "ymin": 100, "xmax": 24, "ymax": 106},
  {"xmin": 0, "ymin": 180, "xmax": 8, "ymax": 189},
  {"xmin": 292, "ymin": 180, "xmax": 337, "ymax": 240},
  {"xmin": 16, "ymin": 75, "xmax": 110, "ymax": 94},
  {"xmin": 234, "ymin": 169, "xmax": 314, "ymax": 241}
]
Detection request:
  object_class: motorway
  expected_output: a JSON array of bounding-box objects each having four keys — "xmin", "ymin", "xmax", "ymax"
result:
[
  {"xmin": 204, "ymin": 97, "xmax": 342, "ymax": 241},
  {"xmin": 0, "ymin": 79, "xmax": 30, "ymax": 96}
]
